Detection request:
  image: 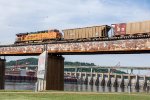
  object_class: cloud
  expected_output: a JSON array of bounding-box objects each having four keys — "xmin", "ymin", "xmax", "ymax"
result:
[{"xmin": 0, "ymin": 0, "xmax": 150, "ymax": 44}]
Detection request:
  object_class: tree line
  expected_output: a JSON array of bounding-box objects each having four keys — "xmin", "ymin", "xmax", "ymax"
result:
[{"xmin": 6, "ymin": 57, "xmax": 96, "ymax": 66}]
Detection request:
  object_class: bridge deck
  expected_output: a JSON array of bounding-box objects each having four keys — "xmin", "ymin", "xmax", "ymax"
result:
[{"xmin": 0, "ymin": 37, "xmax": 150, "ymax": 56}]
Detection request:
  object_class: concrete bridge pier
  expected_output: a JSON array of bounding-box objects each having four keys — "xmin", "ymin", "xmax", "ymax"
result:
[
  {"xmin": 135, "ymin": 75, "xmax": 140, "ymax": 89},
  {"xmin": 0, "ymin": 58, "xmax": 5, "ymax": 89},
  {"xmin": 89, "ymin": 76, "xmax": 94, "ymax": 85},
  {"xmin": 128, "ymin": 75, "xmax": 131, "ymax": 87},
  {"xmin": 84, "ymin": 77, "xmax": 88, "ymax": 85},
  {"xmin": 74, "ymin": 67, "xmax": 78, "ymax": 77},
  {"xmin": 79, "ymin": 72, "xmax": 82, "ymax": 79},
  {"xmin": 84, "ymin": 72, "xmax": 88, "ymax": 85},
  {"xmin": 46, "ymin": 55, "xmax": 64, "ymax": 90},
  {"xmin": 78, "ymin": 72, "xmax": 83, "ymax": 84},
  {"xmin": 95, "ymin": 73, "xmax": 99, "ymax": 86},
  {"xmin": 37, "ymin": 79, "xmax": 46, "ymax": 91},
  {"xmin": 89, "ymin": 68, "xmax": 93, "ymax": 85},
  {"xmin": 113, "ymin": 74, "xmax": 118, "ymax": 87},
  {"xmin": 107, "ymin": 73, "xmax": 111, "ymax": 87},
  {"xmin": 69, "ymin": 72, "xmax": 72, "ymax": 76},
  {"xmin": 100, "ymin": 73, "xmax": 105, "ymax": 86},
  {"xmin": 143, "ymin": 76, "xmax": 147, "ymax": 90},
  {"xmin": 120, "ymin": 75, "xmax": 124, "ymax": 88}
]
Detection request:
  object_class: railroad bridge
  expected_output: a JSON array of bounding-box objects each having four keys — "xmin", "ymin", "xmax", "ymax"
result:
[
  {"xmin": 0, "ymin": 37, "xmax": 150, "ymax": 90},
  {"xmin": 0, "ymin": 37, "xmax": 150, "ymax": 55}
]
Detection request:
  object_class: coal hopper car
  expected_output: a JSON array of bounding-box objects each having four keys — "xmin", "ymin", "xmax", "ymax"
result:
[{"xmin": 62, "ymin": 25, "xmax": 111, "ymax": 40}]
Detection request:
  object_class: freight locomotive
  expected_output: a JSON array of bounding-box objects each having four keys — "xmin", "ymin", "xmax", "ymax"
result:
[
  {"xmin": 15, "ymin": 29, "xmax": 62, "ymax": 44},
  {"xmin": 14, "ymin": 20, "xmax": 150, "ymax": 44}
]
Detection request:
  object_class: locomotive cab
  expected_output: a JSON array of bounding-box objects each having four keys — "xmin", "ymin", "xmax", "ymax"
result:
[
  {"xmin": 15, "ymin": 36, "xmax": 21, "ymax": 42},
  {"xmin": 15, "ymin": 33, "xmax": 28, "ymax": 44},
  {"xmin": 48, "ymin": 29, "xmax": 62, "ymax": 40}
]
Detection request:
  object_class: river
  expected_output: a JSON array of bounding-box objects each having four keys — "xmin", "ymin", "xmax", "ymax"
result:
[{"xmin": 4, "ymin": 82, "xmax": 150, "ymax": 93}]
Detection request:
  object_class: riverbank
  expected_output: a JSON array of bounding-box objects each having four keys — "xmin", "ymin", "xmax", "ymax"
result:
[{"xmin": 0, "ymin": 91, "xmax": 149, "ymax": 100}]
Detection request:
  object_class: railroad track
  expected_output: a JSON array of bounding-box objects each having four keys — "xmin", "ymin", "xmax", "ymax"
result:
[{"xmin": 0, "ymin": 34, "xmax": 150, "ymax": 47}]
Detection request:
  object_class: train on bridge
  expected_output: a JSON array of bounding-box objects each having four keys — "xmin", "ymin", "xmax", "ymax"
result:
[{"xmin": 15, "ymin": 20, "xmax": 150, "ymax": 44}]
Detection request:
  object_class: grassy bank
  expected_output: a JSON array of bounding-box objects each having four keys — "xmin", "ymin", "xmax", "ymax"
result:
[{"xmin": 0, "ymin": 91, "xmax": 149, "ymax": 100}]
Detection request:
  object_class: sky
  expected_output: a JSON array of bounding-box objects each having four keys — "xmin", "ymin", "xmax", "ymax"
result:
[{"xmin": 1, "ymin": 0, "xmax": 150, "ymax": 72}]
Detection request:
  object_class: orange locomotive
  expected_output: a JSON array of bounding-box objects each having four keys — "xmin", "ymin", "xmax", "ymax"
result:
[{"xmin": 15, "ymin": 29, "xmax": 62, "ymax": 44}]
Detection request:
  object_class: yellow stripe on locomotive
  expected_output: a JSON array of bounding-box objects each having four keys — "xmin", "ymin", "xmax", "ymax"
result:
[{"xmin": 15, "ymin": 29, "xmax": 62, "ymax": 43}]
